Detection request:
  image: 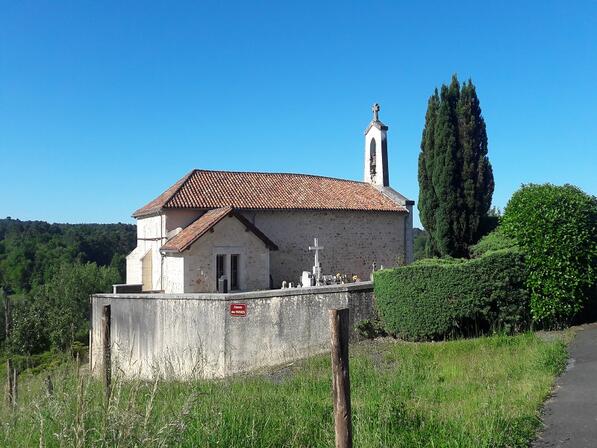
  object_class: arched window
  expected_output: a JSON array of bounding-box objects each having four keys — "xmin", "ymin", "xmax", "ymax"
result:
[{"xmin": 369, "ymin": 138, "xmax": 377, "ymax": 180}]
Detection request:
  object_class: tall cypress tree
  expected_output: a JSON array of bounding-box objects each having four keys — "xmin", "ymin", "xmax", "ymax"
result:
[
  {"xmin": 418, "ymin": 90, "xmax": 440, "ymax": 255},
  {"xmin": 418, "ymin": 75, "xmax": 494, "ymax": 257},
  {"xmin": 458, "ymin": 80, "xmax": 494, "ymax": 244}
]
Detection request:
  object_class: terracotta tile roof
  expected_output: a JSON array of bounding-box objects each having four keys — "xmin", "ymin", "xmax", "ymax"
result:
[
  {"xmin": 133, "ymin": 169, "xmax": 407, "ymax": 217},
  {"xmin": 160, "ymin": 206, "xmax": 278, "ymax": 253}
]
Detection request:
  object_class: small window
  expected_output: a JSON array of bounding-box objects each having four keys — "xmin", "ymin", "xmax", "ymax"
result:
[
  {"xmin": 230, "ymin": 254, "xmax": 240, "ymax": 290},
  {"xmin": 216, "ymin": 254, "xmax": 226, "ymax": 289}
]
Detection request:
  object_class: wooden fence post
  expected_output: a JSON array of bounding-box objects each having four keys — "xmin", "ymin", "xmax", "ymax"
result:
[
  {"xmin": 4, "ymin": 293, "xmax": 14, "ymax": 408},
  {"xmin": 89, "ymin": 329, "xmax": 93, "ymax": 368},
  {"xmin": 102, "ymin": 304, "xmax": 111, "ymax": 404},
  {"xmin": 45, "ymin": 375, "xmax": 53, "ymax": 396},
  {"xmin": 5, "ymin": 359, "xmax": 13, "ymax": 407},
  {"xmin": 11, "ymin": 367, "xmax": 17, "ymax": 408},
  {"xmin": 329, "ymin": 308, "xmax": 353, "ymax": 448},
  {"xmin": 3, "ymin": 291, "xmax": 10, "ymax": 343}
]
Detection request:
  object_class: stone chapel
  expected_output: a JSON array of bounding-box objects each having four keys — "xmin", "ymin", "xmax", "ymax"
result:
[{"xmin": 125, "ymin": 104, "xmax": 414, "ymax": 293}]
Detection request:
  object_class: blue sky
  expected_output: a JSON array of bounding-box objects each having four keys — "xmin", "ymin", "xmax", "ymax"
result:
[{"xmin": 1, "ymin": 0, "xmax": 595, "ymax": 228}]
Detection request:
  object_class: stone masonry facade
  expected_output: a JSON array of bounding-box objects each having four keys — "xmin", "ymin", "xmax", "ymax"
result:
[{"xmin": 241, "ymin": 209, "xmax": 407, "ymax": 287}]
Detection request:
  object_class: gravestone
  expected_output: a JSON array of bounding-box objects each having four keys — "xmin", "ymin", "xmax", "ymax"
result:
[{"xmin": 301, "ymin": 271, "xmax": 314, "ymax": 287}]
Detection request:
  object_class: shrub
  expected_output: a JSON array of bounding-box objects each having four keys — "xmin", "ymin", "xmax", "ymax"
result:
[
  {"xmin": 374, "ymin": 249, "xmax": 529, "ymax": 341},
  {"xmin": 7, "ymin": 262, "xmax": 118, "ymax": 355},
  {"xmin": 8, "ymin": 296, "xmax": 51, "ymax": 354},
  {"xmin": 469, "ymin": 227, "xmax": 517, "ymax": 258},
  {"xmin": 501, "ymin": 184, "xmax": 597, "ymax": 326}
]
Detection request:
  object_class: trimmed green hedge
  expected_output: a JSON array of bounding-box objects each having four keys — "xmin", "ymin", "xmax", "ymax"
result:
[
  {"xmin": 374, "ymin": 249, "xmax": 529, "ymax": 341},
  {"xmin": 469, "ymin": 227, "xmax": 517, "ymax": 258}
]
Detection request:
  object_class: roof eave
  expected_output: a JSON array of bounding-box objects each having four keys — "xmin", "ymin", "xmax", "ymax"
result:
[
  {"xmin": 131, "ymin": 169, "xmax": 196, "ymax": 219},
  {"xmin": 160, "ymin": 248, "xmax": 181, "ymax": 254},
  {"xmin": 132, "ymin": 208, "xmax": 163, "ymax": 219},
  {"xmin": 377, "ymin": 186, "xmax": 414, "ymax": 209}
]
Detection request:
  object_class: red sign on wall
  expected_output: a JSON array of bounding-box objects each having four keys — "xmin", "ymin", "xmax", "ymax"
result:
[{"xmin": 229, "ymin": 303, "xmax": 247, "ymax": 317}]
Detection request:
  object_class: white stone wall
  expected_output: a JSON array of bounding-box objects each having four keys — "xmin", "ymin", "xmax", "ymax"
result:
[
  {"xmin": 126, "ymin": 214, "xmax": 166, "ymax": 291},
  {"xmin": 91, "ymin": 295, "xmax": 227, "ymax": 379},
  {"xmin": 125, "ymin": 246, "xmax": 143, "ymax": 285},
  {"xmin": 90, "ymin": 282, "xmax": 375, "ymax": 380},
  {"xmin": 242, "ymin": 210, "xmax": 407, "ymax": 288},
  {"xmin": 166, "ymin": 214, "xmax": 270, "ymax": 293},
  {"xmin": 165, "ymin": 209, "xmax": 202, "ymax": 235},
  {"xmin": 163, "ymin": 255, "xmax": 185, "ymax": 293}
]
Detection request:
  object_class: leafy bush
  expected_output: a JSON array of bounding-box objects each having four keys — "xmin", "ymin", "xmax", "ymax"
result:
[
  {"xmin": 8, "ymin": 296, "xmax": 50, "ymax": 354},
  {"xmin": 374, "ymin": 249, "xmax": 529, "ymax": 341},
  {"xmin": 502, "ymin": 184, "xmax": 597, "ymax": 326},
  {"xmin": 7, "ymin": 262, "xmax": 118, "ymax": 355},
  {"xmin": 469, "ymin": 227, "xmax": 517, "ymax": 258}
]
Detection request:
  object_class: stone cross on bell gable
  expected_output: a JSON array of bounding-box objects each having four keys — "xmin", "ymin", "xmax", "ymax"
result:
[
  {"xmin": 309, "ymin": 237, "xmax": 324, "ymax": 285},
  {"xmin": 372, "ymin": 103, "xmax": 380, "ymax": 121}
]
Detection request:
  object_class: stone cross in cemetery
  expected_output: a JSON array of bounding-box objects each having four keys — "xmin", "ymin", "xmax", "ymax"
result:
[{"xmin": 309, "ymin": 237, "xmax": 324, "ymax": 286}]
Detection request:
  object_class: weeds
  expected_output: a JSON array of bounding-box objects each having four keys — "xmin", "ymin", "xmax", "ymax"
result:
[{"xmin": 0, "ymin": 333, "xmax": 566, "ymax": 447}]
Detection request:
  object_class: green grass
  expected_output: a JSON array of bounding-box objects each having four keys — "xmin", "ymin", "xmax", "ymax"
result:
[{"xmin": 0, "ymin": 333, "xmax": 567, "ymax": 447}]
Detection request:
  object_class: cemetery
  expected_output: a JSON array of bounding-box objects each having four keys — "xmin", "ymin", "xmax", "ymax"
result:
[
  {"xmin": 93, "ymin": 232, "xmax": 379, "ymax": 379},
  {"xmin": 91, "ymin": 105, "xmax": 410, "ymax": 380}
]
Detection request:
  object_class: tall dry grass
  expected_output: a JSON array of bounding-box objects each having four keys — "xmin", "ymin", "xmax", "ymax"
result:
[{"xmin": 0, "ymin": 333, "xmax": 567, "ymax": 447}]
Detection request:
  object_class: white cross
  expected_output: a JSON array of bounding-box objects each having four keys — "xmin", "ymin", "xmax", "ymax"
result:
[{"xmin": 309, "ymin": 237, "xmax": 324, "ymax": 268}]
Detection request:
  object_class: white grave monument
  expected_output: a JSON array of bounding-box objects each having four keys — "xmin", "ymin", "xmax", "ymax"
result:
[{"xmin": 301, "ymin": 271, "xmax": 313, "ymax": 287}]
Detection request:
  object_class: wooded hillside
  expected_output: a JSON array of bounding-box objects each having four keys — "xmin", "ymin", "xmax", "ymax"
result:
[
  {"xmin": 0, "ymin": 218, "xmax": 136, "ymax": 355},
  {"xmin": 0, "ymin": 218, "xmax": 136, "ymax": 294}
]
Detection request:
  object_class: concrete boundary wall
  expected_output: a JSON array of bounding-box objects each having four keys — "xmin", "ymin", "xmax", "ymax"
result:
[{"xmin": 91, "ymin": 282, "xmax": 375, "ymax": 380}]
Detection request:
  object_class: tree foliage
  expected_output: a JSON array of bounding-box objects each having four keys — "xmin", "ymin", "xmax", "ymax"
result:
[
  {"xmin": 413, "ymin": 228, "xmax": 429, "ymax": 261},
  {"xmin": 418, "ymin": 75, "xmax": 494, "ymax": 257},
  {"xmin": 0, "ymin": 218, "xmax": 136, "ymax": 355},
  {"xmin": 502, "ymin": 184, "xmax": 597, "ymax": 326},
  {"xmin": 0, "ymin": 218, "xmax": 135, "ymax": 293},
  {"xmin": 7, "ymin": 263, "xmax": 119, "ymax": 355}
]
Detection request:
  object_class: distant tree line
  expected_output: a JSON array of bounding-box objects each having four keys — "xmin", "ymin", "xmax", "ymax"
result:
[
  {"xmin": 0, "ymin": 218, "xmax": 136, "ymax": 355},
  {"xmin": 0, "ymin": 218, "xmax": 135, "ymax": 294}
]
